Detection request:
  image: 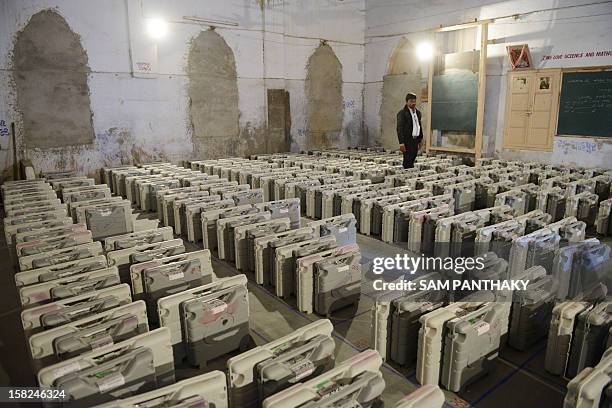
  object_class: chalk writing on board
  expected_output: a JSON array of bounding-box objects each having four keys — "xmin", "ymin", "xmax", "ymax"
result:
[
  {"xmin": 343, "ymin": 100, "xmax": 356, "ymax": 109},
  {"xmin": 0, "ymin": 120, "xmax": 9, "ymax": 138},
  {"xmin": 554, "ymin": 138, "xmax": 598, "ymax": 154}
]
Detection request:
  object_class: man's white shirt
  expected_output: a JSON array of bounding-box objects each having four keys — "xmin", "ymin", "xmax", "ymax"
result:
[{"xmin": 410, "ymin": 108, "xmax": 420, "ymax": 137}]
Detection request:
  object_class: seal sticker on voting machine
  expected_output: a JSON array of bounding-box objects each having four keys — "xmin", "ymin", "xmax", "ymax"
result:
[
  {"xmin": 104, "ymin": 227, "xmax": 175, "ymax": 252},
  {"xmin": 19, "ymin": 267, "xmax": 120, "ymax": 307},
  {"xmin": 227, "ymin": 320, "xmax": 334, "ymax": 408},
  {"xmin": 261, "ymin": 349, "xmax": 384, "ymax": 408},
  {"xmin": 130, "ymin": 250, "xmax": 211, "ymax": 297},
  {"xmin": 20, "ymin": 284, "xmax": 132, "ymax": 335},
  {"xmin": 92, "ymin": 371, "xmax": 229, "ymax": 408},
  {"xmin": 28, "ymin": 301, "xmax": 149, "ymax": 371},
  {"xmin": 15, "ymin": 255, "xmax": 108, "ymax": 288},
  {"xmin": 37, "ymin": 328, "xmax": 174, "ymax": 407},
  {"xmin": 18, "ymin": 241, "xmax": 103, "ymax": 271},
  {"xmin": 157, "ymin": 275, "xmax": 248, "ymax": 363}
]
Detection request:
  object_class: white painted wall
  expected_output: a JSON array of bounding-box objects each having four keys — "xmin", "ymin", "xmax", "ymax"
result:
[
  {"xmin": 0, "ymin": 0, "xmax": 365, "ymax": 179},
  {"xmin": 364, "ymin": 0, "xmax": 612, "ymax": 168},
  {"xmin": 1, "ymin": 0, "xmax": 609, "ymax": 178}
]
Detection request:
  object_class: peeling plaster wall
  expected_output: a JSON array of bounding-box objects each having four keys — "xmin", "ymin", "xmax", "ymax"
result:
[
  {"xmin": 13, "ymin": 10, "xmax": 94, "ymax": 149},
  {"xmin": 187, "ymin": 30, "xmax": 240, "ymax": 159},
  {"xmin": 305, "ymin": 44, "xmax": 344, "ymax": 149},
  {"xmin": 0, "ymin": 0, "xmax": 366, "ymax": 181},
  {"xmin": 364, "ymin": 0, "xmax": 612, "ymax": 168}
]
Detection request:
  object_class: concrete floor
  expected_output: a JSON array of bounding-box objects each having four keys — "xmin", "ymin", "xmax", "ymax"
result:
[{"xmin": 0, "ymin": 212, "xmax": 572, "ymax": 408}]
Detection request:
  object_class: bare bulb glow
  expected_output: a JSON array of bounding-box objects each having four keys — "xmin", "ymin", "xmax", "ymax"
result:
[
  {"xmin": 147, "ymin": 18, "xmax": 168, "ymax": 39},
  {"xmin": 416, "ymin": 42, "xmax": 434, "ymax": 61}
]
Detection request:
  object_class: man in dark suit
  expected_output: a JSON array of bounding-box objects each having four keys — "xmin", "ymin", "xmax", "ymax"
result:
[{"xmin": 397, "ymin": 92, "xmax": 423, "ymax": 169}]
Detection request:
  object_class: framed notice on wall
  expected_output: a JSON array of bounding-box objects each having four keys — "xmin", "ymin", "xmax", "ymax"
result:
[{"xmin": 507, "ymin": 44, "xmax": 532, "ymax": 70}]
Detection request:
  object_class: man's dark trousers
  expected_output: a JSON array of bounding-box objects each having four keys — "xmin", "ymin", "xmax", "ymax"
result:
[{"xmin": 403, "ymin": 141, "xmax": 419, "ymax": 169}]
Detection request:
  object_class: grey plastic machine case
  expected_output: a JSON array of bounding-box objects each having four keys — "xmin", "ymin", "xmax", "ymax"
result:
[
  {"xmin": 545, "ymin": 300, "xmax": 594, "ymax": 376},
  {"xmin": 394, "ymin": 385, "xmax": 446, "ymax": 408},
  {"xmin": 313, "ymin": 250, "xmax": 362, "ymax": 316},
  {"xmin": 254, "ymin": 227, "xmax": 318, "ymax": 286},
  {"xmin": 201, "ymin": 204, "xmax": 258, "ymax": 251},
  {"xmin": 296, "ymin": 243, "xmax": 359, "ymax": 314},
  {"xmin": 440, "ymin": 298, "xmax": 505, "ymax": 392},
  {"xmin": 261, "ymin": 349, "xmax": 384, "ymax": 408},
  {"xmin": 566, "ymin": 300, "xmax": 612, "ymax": 379},
  {"xmin": 174, "ymin": 195, "xmax": 221, "ymax": 236},
  {"xmin": 416, "ymin": 291, "xmax": 496, "ymax": 387},
  {"xmin": 103, "ymin": 227, "xmax": 175, "ymax": 252},
  {"xmin": 161, "ymin": 190, "xmax": 210, "ymax": 228},
  {"xmin": 234, "ymin": 218, "xmax": 291, "ymax": 272},
  {"xmin": 81, "ymin": 201, "xmax": 134, "ymax": 239},
  {"xmin": 63, "ymin": 186, "xmax": 112, "ymax": 204},
  {"xmin": 261, "ymin": 198, "xmax": 302, "ymax": 229},
  {"xmin": 227, "ymin": 320, "xmax": 335, "ymax": 408},
  {"xmin": 370, "ymin": 273, "xmax": 444, "ymax": 363},
  {"xmin": 15, "ymin": 255, "xmax": 109, "ymax": 292},
  {"xmin": 130, "ymin": 250, "xmax": 212, "ymax": 299},
  {"xmin": 273, "ymin": 235, "xmax": 337, "ymax": 299},
  {"xmin": 217, "ymin": 212, "xmax": 272, "ymax": 261},
  {"xmin": 106, "ymin": 239, "xmax": 184, "ymax": 283},
  {"xmin": 92, "ymin": 371, "xmax": 228, "ymax": 408},
  {"xmin": 4, "ymin": 212, "xmax": 72, "ymax": 244},
  {"xmin": 15, "ymin": 230, "xmax": 93, "ymax": 258},
  {"xmin": 142, "ymin": 258, "xmax": 209, "ymax": 323},
  {"xmin": 564, "ymin": 347, "xmax": 612, "ymax": 408},
  {"xmin": 19, "ymin": 267, "xmax": 121, "ymax": 307},
  {"xmin": 389, "ymin": 288, "xmax": 447, "ymax": 367},
  {"xmin": 508, "ymin": 266, "xmax": 556, "ymax": 351},
  {"xmin": 157, "ymin": 275, "xmax": 248, "ymax": 363},
  {"xmin": 596, "ymin": 198, "xmax": 612, "ymax": 236},
  {"xmin": 68, "ymin": 197, "xmax": 125, "ymax": 221},
  {"xmin": 28, "ymin": 301, "xmax": 149, "ymax": 370},
  {"xmin": 308, "ymin": 213, "xmax": 357, "ymax": 247},
  {"xmin": 20, "ymin": 284, "xmax": 132, "ymax": 337},
  {"xmin": 18, "ymin": 241, "xmax": 103, "ymax": 271},
  {"xmin": 37, "ymin": 328, "xmax": 174, "ymax": 408},
  {"xmin": 185, "ymin": 199, "xmax": 235, "ymax": 243}
]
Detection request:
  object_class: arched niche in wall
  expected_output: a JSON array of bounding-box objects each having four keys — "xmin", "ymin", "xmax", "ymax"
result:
[
  {"xmin": 305, "ymin": 43, "xmax": 343, "ymax": 150},
  {"xmin": 13, "ymin": 10, "xmax": 94, "ymax": 149},
  {"xmin": 187, "ymin": 29, "xmax": 239, "ymax": 158},
  {"xmin": 379, "ymin": 38, "xmax": 424, "ymax": 149}
]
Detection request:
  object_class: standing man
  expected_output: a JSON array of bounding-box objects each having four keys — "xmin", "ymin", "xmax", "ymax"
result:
[{"xmin": 397, "ymin": 92, "xmax": 423, "ymax": 169}]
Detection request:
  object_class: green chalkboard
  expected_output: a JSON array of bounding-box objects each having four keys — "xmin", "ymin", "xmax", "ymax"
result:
[
  {"xmin": 557, "ymin": 71, "xmax": 612, "ymax": 138},
  {"xmin": 430, "ymin": 50, "xmax": 480, "ymax": 133}
]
